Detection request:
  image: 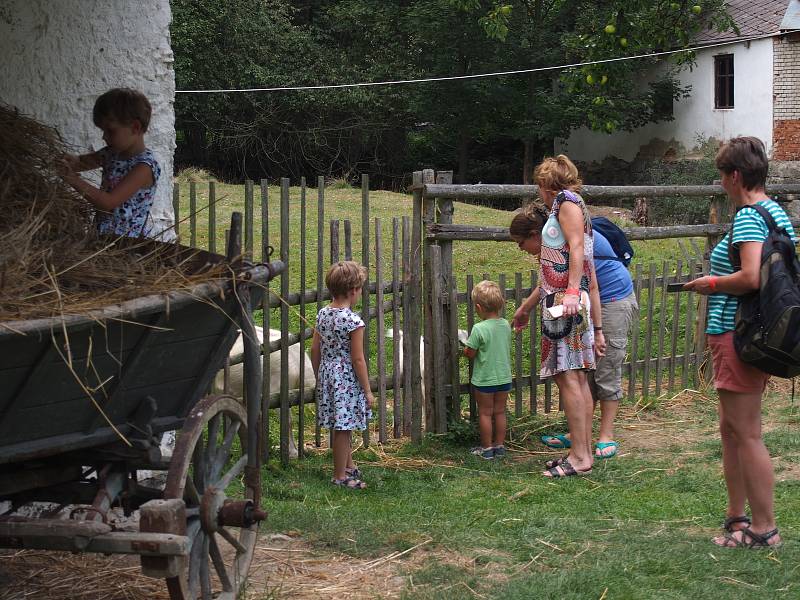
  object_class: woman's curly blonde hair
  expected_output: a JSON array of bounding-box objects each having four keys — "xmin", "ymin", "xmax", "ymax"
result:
[{"xmin": 533, "ymin": 154, "xmax": 582, "ymax": 193}]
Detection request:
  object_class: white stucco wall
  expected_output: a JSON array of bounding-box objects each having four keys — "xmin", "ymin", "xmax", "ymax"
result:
[
  {"xmin": 0, "ymin": 0, "xmax": 176, "ymax": 237},
  {"xmin": 557, "ymin": 38, "xmax": 775, "ymax": 163}
]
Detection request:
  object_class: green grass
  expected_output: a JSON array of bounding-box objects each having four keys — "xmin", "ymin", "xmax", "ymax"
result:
[{"xmin": 254, "ymin": 392, "xmax": 800, "ymax": 598}]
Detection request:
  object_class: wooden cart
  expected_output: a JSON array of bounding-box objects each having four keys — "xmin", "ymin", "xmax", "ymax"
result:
[{"xmin": 0, "ymin": 215, "xmax": 283, "ymax": 599}]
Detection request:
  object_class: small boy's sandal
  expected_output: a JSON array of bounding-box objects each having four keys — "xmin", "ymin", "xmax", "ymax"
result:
[
  {"xmin": 716, "ymin": 527, "xmax": 782, "ymax": 549},
  {"xmin": 332, "ymin": 476, "xmax": 366, "ymax": 489},
  {"xmin": 723, "ymin": 515, "xmax": 751, "ymax": 533}
]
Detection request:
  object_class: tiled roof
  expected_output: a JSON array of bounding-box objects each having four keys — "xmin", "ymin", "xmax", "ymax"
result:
[{"xmin": 694, "ymin": 0, "xmax": 790, "ymax": 44}]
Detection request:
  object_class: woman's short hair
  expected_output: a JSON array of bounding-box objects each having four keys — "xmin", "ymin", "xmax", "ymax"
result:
[
  {"xmin": 534, "ymin": 154, "xmax": 582, "ymax": 193},
  {"xmin": 93, "ymin": 88, "xmax": 153, "ymax": 132},
  {"xmin": 509, "ymin": 202, "xmax": 549, "ymax": 240},
  {"xmin": 325, "ymin": 260, "xmax": 367, "ymax": 298},
  {"xmin": 715, "ymin": 136, "xmax": 769, "ymax": 190},
  {"xmin": 472, "ymin": 280, "xmax": 505, "ymax": 313}
]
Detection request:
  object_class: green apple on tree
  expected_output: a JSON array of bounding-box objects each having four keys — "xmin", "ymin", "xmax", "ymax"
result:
[
  {"xmin": 604, "ymin": 24, "xmax": 616, "ymax": 34},
  {"xmin": 691, "ymin": 5, "xmax": 702, "ymax": 14}
]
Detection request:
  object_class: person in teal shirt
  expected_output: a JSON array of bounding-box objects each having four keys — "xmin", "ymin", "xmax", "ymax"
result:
[
  {"xmin": 463, "ymin": 280, "xmax": 512, "ymax": 459},
  {"xmin": 684, "ymin": 137, "xmax": 786, "ymax": 549}
]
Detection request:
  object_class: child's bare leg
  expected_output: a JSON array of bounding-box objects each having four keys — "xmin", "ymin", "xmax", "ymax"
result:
[
  {"xmin": 475, "ymin": 390, "xmax": 494, "ymax": 449},
  {"xmin": 346, "ymin": 433, "xmax": 356, "ymax": 470},
  {"xmin": 332, "ymin": 430, "xmax": 352, "ymax": 480},
  {"xmin": 492, "ymin": 392, "xmax": 508, "ymax": 447}
]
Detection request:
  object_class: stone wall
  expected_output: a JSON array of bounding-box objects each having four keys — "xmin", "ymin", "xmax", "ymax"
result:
[
  {"xmin": 0, "ymin": 1, "xmax": 176, "ymax": 238},
  {"xmin": 773, "ymin": 33, "xmax": 800, "ymax": 161}
]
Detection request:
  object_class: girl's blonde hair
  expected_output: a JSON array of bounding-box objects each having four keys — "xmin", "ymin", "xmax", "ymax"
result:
[
  {"xmin": 533, "ymin": 154, "xmax": 582, "ymax": 193},
  {"xmin": 472, "ymin": 280, "xmax": 505, "ymax": 314},
  {"xmin": 325, "ymin": 260, "xmax": 367, "ymax": 298}
]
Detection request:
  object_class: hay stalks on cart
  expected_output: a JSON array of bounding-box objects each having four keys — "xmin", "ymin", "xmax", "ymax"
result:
[{"xmin": 0, "ymin": 104, "xmax": 227, "ymax": 323}]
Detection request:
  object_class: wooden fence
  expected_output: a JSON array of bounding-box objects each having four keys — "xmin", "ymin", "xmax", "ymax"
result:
[
  {"xmin": 415, "ymin": 173, "xmax": 800, "ymax": 433},
  {"xmin": 173, "ymin": 174, "xmax": 800, "ymax": 459}
]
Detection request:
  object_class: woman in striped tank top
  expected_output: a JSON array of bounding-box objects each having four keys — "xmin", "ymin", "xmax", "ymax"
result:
[{"xmin": 685, "ymin": 137, "xmax": 789, "ymax": 549}]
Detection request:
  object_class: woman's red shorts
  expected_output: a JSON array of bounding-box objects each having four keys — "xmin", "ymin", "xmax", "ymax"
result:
[{"xmin": 707, "ymin": 332, "xmax": 770, "ymax": 394}]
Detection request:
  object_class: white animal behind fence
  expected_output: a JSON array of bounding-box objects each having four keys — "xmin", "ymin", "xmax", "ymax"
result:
[
  {"xmin": 386, "ymin": 328, "xmax": 468, "ymax": 400},
  {"xmin": 213, "ymin": 326, "xmax": 316, "ymax": 459}
]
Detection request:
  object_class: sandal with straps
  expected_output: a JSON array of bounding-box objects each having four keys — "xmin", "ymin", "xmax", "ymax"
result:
[
  {"xmin": 715, "ymin": 527, "xmax": 782, "ymax": 549},
  {"xmin": 332, "ymin": 475, "xmax": 366, "ymax": 489},
  {"xmin": 723, "ymin": 515, "xmax": 751, "ymax": 533},
  {"xmin": 544, "ymin": 455, "xmax": 569, "ymax": 470},
  {"xmin": 345, "ymin": 467, "xmax": 362, "ymax": 479},
  {"xmin": 543, "ymin": 457, "xmax": 592, "ymax": 478}
]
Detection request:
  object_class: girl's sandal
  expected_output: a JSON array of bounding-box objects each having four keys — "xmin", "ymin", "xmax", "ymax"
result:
[
  {"xmin": 345, "ymin": 467, "xmax": 362, "ymax": 479},
  {"xmin": 332, "ymin": 476, "xmax": 366, "ymax": 489}
]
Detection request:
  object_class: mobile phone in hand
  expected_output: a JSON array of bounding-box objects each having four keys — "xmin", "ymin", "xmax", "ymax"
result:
[{"xmin": 666, "ymin": 282, "xmax": 685, "ymax": 293}]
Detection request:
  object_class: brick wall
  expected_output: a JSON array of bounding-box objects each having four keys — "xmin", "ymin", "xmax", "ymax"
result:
[{"xmin": 773, "ymin": 34, "xmax": 800, "ymax": 160}]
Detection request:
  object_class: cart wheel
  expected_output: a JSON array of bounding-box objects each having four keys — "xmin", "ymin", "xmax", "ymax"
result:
[{"xmin": 163, "ymin": 394, "xmax": 263, "ymax": 600}]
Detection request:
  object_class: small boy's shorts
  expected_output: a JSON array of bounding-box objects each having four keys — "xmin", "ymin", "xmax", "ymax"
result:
[{"xmin": 473, "ymin": 382, "xmax": 512, "ymax": 393}]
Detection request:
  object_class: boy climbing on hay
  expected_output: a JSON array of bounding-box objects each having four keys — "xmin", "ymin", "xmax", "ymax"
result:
[{"xmin": 61, "ymin": 88, "xmax": 161, "ymax": 238}]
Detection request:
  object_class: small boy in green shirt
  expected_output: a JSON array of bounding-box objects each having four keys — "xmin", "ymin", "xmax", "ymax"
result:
[{"xmin": 463, "ymin": 280, "xmax": 512, "ymax": 459}]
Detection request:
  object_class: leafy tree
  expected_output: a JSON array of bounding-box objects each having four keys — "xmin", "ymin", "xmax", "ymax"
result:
[
  {"xmin": 171, "ymin": 0, "xmax": 735, "ymax": 185},
  {"xmin": 452, "ymin": 0, "xmax": 735, "ymax": 180}
]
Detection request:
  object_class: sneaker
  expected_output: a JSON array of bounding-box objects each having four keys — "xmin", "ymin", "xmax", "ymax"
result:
[
  {"xmin": 471, "ymin": 446, "xmax": 494, "ymax": 460},
  {"xmin": 492, "ymin": 445, "xmax": 506, "ymax": 457}
]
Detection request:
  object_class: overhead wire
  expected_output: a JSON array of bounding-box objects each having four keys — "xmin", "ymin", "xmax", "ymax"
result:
[{"xmin": 175, "ymin": 29, "xmax": 799, "ymax": 94}]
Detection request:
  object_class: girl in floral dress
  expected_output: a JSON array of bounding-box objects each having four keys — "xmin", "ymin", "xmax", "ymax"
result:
[
  {"xmin": 311, "ymin": 261, "xmax": 374, "ymax": 489},
  {"xmin": 512, "ymin": 155, "xmax": 606, "ymax": 478},
  {"xmin": 61, "ymin": 88, "xmax": 161, "ymax": 238}
]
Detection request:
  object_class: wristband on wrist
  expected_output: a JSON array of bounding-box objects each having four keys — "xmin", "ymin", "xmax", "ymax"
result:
[
  {"xmin": 594, "ymin": 326, "xmax": 603, "ymax": 331},
  {"xmin": 709, "ymin": 276, "xmax": 718, "ymax": 292},
  {"xmin": 565, "ymin": 287, "xmax": 580, "ymax": 296}
]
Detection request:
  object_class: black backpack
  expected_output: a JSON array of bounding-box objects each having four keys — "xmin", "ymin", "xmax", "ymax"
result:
[
  {"xmin": 729, "ymin": 203, "xmax": 800, "ymax": 378},
  {"xmin": 591, "ymin": 216, "xmax": 634, "ymax": 266}
]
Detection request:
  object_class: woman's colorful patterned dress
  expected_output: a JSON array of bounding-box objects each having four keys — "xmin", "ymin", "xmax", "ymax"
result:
[{"xmin": 538, "ymin": 190, "xmax": 596, "ymax": 378}]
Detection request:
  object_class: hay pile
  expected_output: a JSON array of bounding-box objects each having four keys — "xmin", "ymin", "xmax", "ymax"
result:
[{"xmin": 0, "ymin": 104, "xmax": 226, "ymax": 323}]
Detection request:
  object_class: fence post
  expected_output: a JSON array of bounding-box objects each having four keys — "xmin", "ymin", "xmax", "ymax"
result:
[
  {"xmin": 421, "ymin": 168, "xmax": 436, "ymax": 432},
  {"xmin": 435, "ymin": 170, "xmax": 457, "ymax": 422},
  {"xmin": 410, "ymin": 172, "xmax": 424, "ymax": 442},
  {"xmin": 361, "ymin": 174, "xmax": 371, "ymax": 447},
  {"xmin": 279, "ymin": 178, "xmax": 291, "ymax": 466},
  {"xmin": 172, "ymin": 182, "xmax": 180, "ymax": 241},
  {"xmin": 430, "ymin": 245, "xmax": 447, "ymax": 433},
  {"xmin": 706, "ymin": 192, "xmax": 730, "ymax": 252}
]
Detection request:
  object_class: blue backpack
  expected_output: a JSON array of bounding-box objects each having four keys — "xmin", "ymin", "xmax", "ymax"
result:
[{"xmin": 591, "ymin": 217, "xmax": 634, "ymax": 266}]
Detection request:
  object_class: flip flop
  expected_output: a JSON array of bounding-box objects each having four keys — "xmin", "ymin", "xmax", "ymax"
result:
[
  {"xmin": 540, "ymin": 434, "xmax": 571, "ymax": 449},
  {"xmin": 595, "ymin": 441, "xmax": 618, "ymax": 459}
]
